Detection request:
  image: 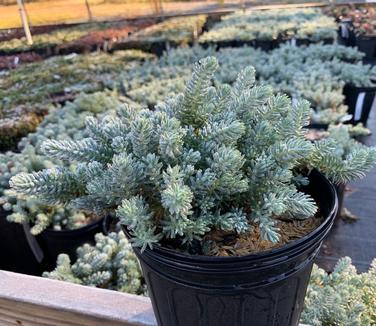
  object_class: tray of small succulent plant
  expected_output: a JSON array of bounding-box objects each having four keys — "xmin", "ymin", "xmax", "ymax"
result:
[{"xmin": 199, "ymin": 8, "xmax": 337, "ymax": 49}]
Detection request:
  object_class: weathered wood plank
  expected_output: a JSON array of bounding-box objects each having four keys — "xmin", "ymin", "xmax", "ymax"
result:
[
  {"xmin": 0, "ymin": 270, "xmax": 156, "ymax": 326},
  {"xmin": 0, "ymin": 270, "xmax": 310, "ymax": 326}
]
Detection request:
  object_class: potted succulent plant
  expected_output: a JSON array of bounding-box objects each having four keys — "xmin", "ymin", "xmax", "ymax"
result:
[
  {"xmin": 332, "ymin": 5, "xmax": 376, "ymax": 60},
  {"xmin": 0, "ymin": 149, "xmax": 106, "ymax": 270},
  {"xmin": 0, "ymin": 93, "xmax": 123, "ymax": 270},
  {"xmin": 10, "ymin": 58, "xmax": 376, "ymax": 326},
  {"xmin": 304, "ymin": 123, "xmax": 375, "ymax": 220},
  {"xmin": 44, "ymin": 231, "xmax": 146, "ymax": 295},
  {"xmin": 343, "ymin": 83, "xmax": 376, "ymax": 126}
]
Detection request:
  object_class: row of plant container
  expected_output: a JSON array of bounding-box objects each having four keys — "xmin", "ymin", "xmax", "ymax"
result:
[
  {"xmin": 1, "ymin": 8, "xmax": 376, "ymax": 326},
  {"xmin": 0, "ymin": 15, "xmax": 206, "ymax": 64},
  {"xmin": 3, "ymin": 41, "xmax": 376, "ymax": 151},
  {"xmin": 329, "ymin": 4, "xmax": 376, "ymax": 61},
  {"xmin": 0, "ymin": 49, "xmax": 154, "ymax": 150},
  {"xmin": 0, "ymin": 7, "xmax": 350, "ymax": 67},
  {"xmin": 2, "ymin": 5, "xmax": 375, "ymax": 68},
  {"xmin": 199, "ymin": 8, "xmax": 338, "ymax": 50},
  {"xmin": 0, "ymin": 19, "xmax": 155, "ymax": 55}
]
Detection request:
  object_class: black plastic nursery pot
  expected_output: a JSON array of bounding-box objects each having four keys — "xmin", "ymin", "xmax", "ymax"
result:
[
  {"xmin": 252, "ymin": 39, "xmax": 278, "ymax": 51},
  {"xmin": 203, "ymin": 39, "xmax": 278, "ymax": 52},
  {"xmin": 35, "ymin": 217, "xmax": 106, "ymax": 270},
  {"xmin": 343, "ymin": 83, "xmax": 376, "ymax": 126},
  {"xmin": 204, "ymin": 40, "xmax": 254, "ymax": 50},
  {"xmin": 338, "ymin": 20, "xmax": 356, "ymax": 47},
  {"xmin": 111, "ymin": 39, "xmax": 168, "ymax": 57},
  {"xmin": 295, "ymin": 38, "xmax": 334, "ymax": 46},
  {"xmin": 355, "ymin": 35, "xmax": 376, "ymax": 60},
  {"xmin": 125, "ymin": 170, "xmax": 337, "ymax": 326},
  {"xmin": 0, "ymin": 209, "xmax": 43, "ymax": 275},
  {"xmin": 305, "ymin": 123, "xmax": 329, "ymax": 131},
  {"xmin": 277, "ymin": 37, "xmax": 334, "ymax": 47},
  {"xmin": 334, "ymin": 183, "xmax": 346, "ymax": 220}
]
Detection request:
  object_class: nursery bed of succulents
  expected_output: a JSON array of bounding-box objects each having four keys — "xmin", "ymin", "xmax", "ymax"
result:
[
  {"xmin": 199, "ymin": 8, "xmax": 338, "ymax": 46},
  {"xmin": 0, "ymin": 19, "xmax": 155, "ymax": 56},
  {"xmin": 327, "ymin": 3, "xmax": 376, "ymax": 63},
  {"xmin": 1, "ymin": 6, "xmax": 376, "ymax": 326},
  {"xmin": 0, "ymin": 14, "xmax": 206, "ymax": 64}
]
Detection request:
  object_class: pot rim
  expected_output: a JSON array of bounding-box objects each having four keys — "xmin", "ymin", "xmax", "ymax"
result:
[
  {"xmin": 124, "ymin": 169, "xmax": 338, "ymax": 263},
  {"xmin": 345, "ymin": 83, "xmax": 376, "ymax": 91}
]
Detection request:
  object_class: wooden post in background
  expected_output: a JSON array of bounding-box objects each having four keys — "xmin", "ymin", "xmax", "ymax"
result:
[
  {"xmin": 151, "ymin": 0, "xmax": 163, "ymax": 15},
  {"xmin": 17, "ymin": 0, "xmax": 33, "ymax": 45},
  {"xmin": 240, "ymin": 0, "xmax": 246, "ymax": 11},
  {"xmin": 85, "ymin": 0, "xmax": 93, "ymax": 21}
]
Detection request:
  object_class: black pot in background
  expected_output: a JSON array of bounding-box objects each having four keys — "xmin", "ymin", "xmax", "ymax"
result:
[
  {"xmin": 36, "ymin": 217, "xmax": 106, "ymax": 271},
  {"xmin": 295, "ymin": 38, "xmax": 334, "ymax": 46},
  {"xmin": 335, "ymin": 183, "xmax": 346, "ymax": 220},
  {"xmin": 338, "ymin": 20, "xmax": 356, "ymax": 47},
  {"xmin": 277, "ymin": 37, "xmax": 334, "ymax": 47},
  {"xmin": 111, "ymin": 39, "xmax": 168, "ymax": 57},
  {"xmin": 202, "ymin": 39, "xmax": 277, "ymax": 52},
  {"xmin": 343, "ymin": 84, "xmax": 376, "ymax": 126},
  {"xmin": 205, "ymin": 40, "xmax": 253, "ymax": 50},
  {"xmin": 202, "ymin": 13, "xmax": 224, "ymax": 32},
  {"xmin": 253, "ymin": 39, "xmax": 278, "ymax": 51},
  {"xmin": 0, "ymin": 209, "xmax": 43, "ymax": 275},
  {"xmin": 305, "ymin": 123, "xmax": 329, "ymax": 131},
  {"xmin": 125, "ymin": 170, "xmax": 337, "ymax": 326},
  {"xmin": 355, "ymin": 35, "xmax": 376, "ymax": 61}
]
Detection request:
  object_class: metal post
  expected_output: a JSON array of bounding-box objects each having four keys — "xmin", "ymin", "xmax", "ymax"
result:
[{"xmin": 16, "ymin": 0, "xmax": 33, "ymax": 45}]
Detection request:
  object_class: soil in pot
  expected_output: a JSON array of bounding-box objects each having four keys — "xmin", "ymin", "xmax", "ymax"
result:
[
  {"xmin": 204, "ymin": 216, "xmax": 323, "ymax": 257},
  {"xmin": 36, "ymin": 217, "xmax": 106, "ymax": 271},
  {"xmin": 343, "ymin": 83, "xmax": 376, "ymax": 126},
  {"xmin": 125, "ymin": 170, "xmax": 337, "ymax": 326}
]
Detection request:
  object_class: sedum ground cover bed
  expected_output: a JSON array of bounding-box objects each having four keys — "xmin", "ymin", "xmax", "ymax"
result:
[
  {"xmin": 0, "ymin": 49, "xmax": 154, "ymax": 150},
  {"xmin": 0, "ymin": 15, "xmax": 207, "ymax": 58},
  {"xmin": 199, "ymin": 8, "xmax": 338, "ymax": 45},
  {"xmin": 0, "ymin": 19, "xmax": 156, "ymax": 56},
  {"xmin": 2, "ymin": 41, "xmax": 375, "ymax": 150}
]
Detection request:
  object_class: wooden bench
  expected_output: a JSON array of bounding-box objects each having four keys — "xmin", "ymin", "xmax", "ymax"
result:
[{"xmin": 0, "ymin": 270, "xmax": 156, "ymax": 326}]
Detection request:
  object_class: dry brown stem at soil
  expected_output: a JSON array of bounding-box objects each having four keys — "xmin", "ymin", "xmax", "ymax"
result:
[{"xmin": 205, "ymin": 216, "xmax": 323, "ymax": 256}]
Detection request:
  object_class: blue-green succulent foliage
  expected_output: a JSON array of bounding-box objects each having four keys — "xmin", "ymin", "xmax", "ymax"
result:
[{"xmin": 10, "ymin": 57, "xmax": 376, "ymax": 250}]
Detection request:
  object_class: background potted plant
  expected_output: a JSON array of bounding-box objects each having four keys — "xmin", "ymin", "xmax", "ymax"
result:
[
  {"xmin": 10, "ymin": 57, "xmax": 376, "ymax": 326},
  {"xmin": 0, "ymin": 92, "xmax": 125, "ymax": 270},
  {"xmin": 302, "ymin": 257, "xmax": 376, "ymax": 325},
  {"xmin": 44, "ymin": 231, "xmax": 146, "ymax": 294},
  {"xmin": 329, "ymin": 4, "xmax": 376, "ymax": 60},
  {"xmin": 305, "ymin": 123, "xmax": 374, "ymax": 220}
]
